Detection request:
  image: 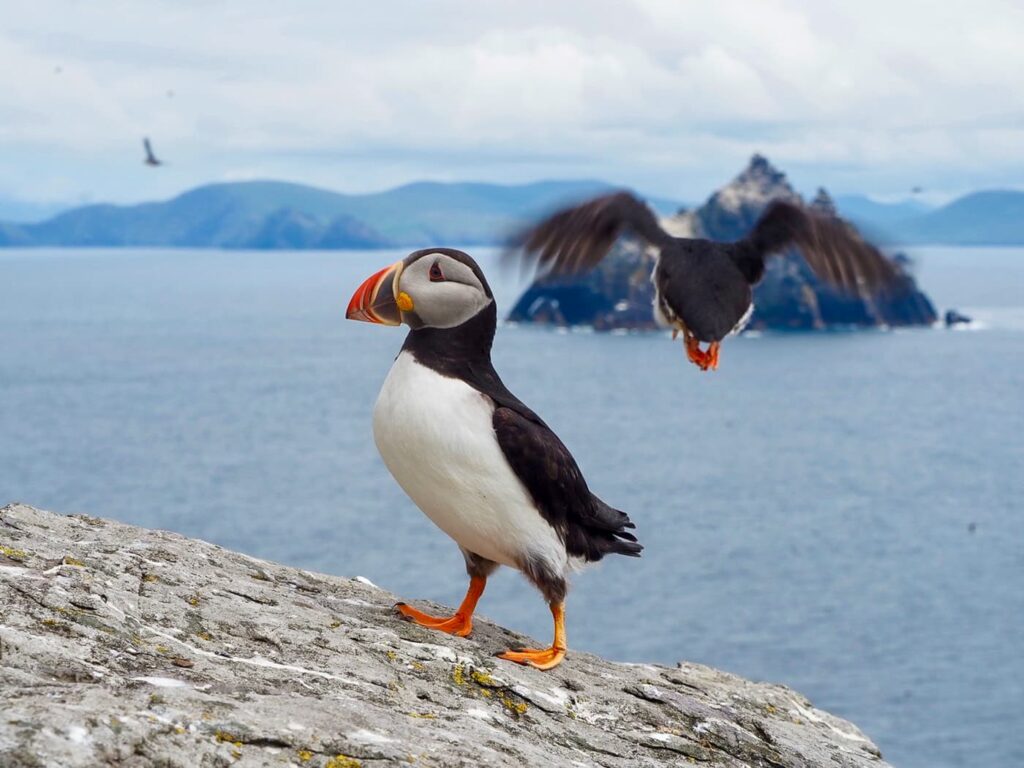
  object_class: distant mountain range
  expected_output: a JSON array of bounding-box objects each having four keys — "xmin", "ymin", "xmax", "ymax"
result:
[
  {"xmin": 834, "ymin": 191, "xmax": 1024, "ymax": 246},
  {"xmin": 0, "ymin": 180, "xmax": 682, "ymax": 249},
  {"xmin": 1, "ymin": 176, "xmax": 1021, "ymax": 249}
]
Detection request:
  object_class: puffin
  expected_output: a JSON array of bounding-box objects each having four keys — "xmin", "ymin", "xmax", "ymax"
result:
[
  {"xmin": 346, "ymin": 248, "xmax": 641, "ymax": 670},
  {"xmin": 512, "ymin": 193, "xmax": 902, "ymax": 370}
]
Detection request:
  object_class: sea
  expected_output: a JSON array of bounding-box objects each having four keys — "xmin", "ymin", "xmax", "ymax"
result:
[{"xmin": 1, "ymin": 245, "xmax": 1021, "ymax": 767}]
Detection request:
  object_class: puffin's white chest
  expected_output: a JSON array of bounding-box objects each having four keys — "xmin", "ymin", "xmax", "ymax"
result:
[{"xmin": 372, "ymin": 351, "xmax": 565, "ymax": 572}]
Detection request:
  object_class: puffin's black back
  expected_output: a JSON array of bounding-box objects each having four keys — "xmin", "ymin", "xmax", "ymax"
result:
[{"xmin": 656, "ymin": 239, "xmax": 754, "ymax": 341}]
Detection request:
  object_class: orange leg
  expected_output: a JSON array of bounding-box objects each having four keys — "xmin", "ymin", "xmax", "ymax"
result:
[
  {"xmin": 497, "ymin": 602, "xmax": 566, "ymax": 671},
  {"xmin": 395, "ymin": 576, "xmax": 485, "ymax": 637},
  {"xmin": 707, "ymin": 341, "xmax": 720, "ymax": 370}
]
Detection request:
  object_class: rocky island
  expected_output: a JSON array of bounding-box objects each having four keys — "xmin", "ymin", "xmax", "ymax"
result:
[
  {"xmin": 0, "ymin": 503, "xmax": 889, "ymax": 767},
  {"xmin": 508, "ymin": 155, "xmax": 937, "ymax": 332}
]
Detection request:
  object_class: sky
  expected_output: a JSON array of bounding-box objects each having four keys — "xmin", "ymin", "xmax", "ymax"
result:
[{"xmin": 1, "ymin": 0, "xmax": 1022, "ymax": 216}]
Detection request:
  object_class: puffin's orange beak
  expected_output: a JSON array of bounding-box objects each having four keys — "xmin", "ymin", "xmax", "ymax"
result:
[{"xmin": 346, "ymin": 261, "xmax": 404, "ymax": 325}]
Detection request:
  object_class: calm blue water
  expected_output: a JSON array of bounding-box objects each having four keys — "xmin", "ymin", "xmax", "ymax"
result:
[{"xmin": 1, "ymin": 246, "xmax": 1022, "ymax": 767}]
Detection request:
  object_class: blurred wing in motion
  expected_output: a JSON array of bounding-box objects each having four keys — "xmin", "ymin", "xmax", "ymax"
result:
[
  {"xmin": 738, "ymin": 200, "xmax": 900, "ymax": 292},
  {"xmin": 512, "ymin": 191, "xmax": 674, "ymax": 277}
]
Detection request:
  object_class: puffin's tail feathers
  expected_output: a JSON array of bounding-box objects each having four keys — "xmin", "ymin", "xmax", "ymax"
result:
[{"xmin": 571, "ymin": 498, "xmax": 643, "ymax": 560}]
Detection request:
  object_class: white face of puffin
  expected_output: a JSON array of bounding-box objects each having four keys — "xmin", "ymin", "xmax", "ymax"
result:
[{"xmin": 346, "ymin": 250, "xmax": 492, "ymax": 330}]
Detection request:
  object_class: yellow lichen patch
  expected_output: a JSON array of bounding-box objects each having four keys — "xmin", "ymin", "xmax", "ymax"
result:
[
  {"xmin": 480, "ymin": 689, "xmax": 493, "ymax": 699},
  {"xmin": 0, "ymin": 544, "xmax": 27, "ymax": 561},
  {"xmin": 297, "ymin": 749, "xmax": 314, "ymax": 762},
  {"xmin": 142, "ymin": 573, "xmax": 159, "ymax": 583},
  {"xmin": 765, "ymin": 704, "xmax": 777, "ymax": 715},
  {"xmin": 174, "ymin": 725, "xmax": 186, "ymax": 735},
  {"xmin": 329, "ymin": 619, "xmax": 342, "ymax": 629},
  {"xmin": 325, "ymin": 756, "xmax": 361, "ymax": 768},
  {"xmin": 214, "ymin": 731, "xmax": 243, "ymax": 748},
  {"xmin": 410, "ymin": 661, "xmax": 425, "ymax": 671},
  {"xmin": 451, "ymin": 664, "xmax": 468, "ymax": 687},
  {"xmin": 470, "ymin": 669, "xmax": 497, "ymax": 687},
  {"xmin": 187, "ymin": 594, "xmax": 200, "ymax": 607},
  {"xmin": 196, "ymin": 631, "xmax": 212, "ymax": 641},
  {"xmin": 155, "ymin": 645, "xmax": 170, "ymax": 655},
  {"xmin": 407, "ymin": 712, "xmax": 436, "ymax": 719},
  {"xmin": 386, "ymin": 650, "xmax": 398, "ymax": 662},
  {"xmin": 62, "ymin": 555, "xmax": 86, "ymax": 567},
  {"xmin": 500, "ymin": 694, "xmax": 528, "ymax": 717}
]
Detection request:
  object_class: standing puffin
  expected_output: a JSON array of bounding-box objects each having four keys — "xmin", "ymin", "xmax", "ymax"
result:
[
  {"xmin": 347, "ymin": 248, "xmax": 641, "ymax": 670},
  {"xmin": 512, "ymin": 193, "xmax": 901, "ymax": 370}
]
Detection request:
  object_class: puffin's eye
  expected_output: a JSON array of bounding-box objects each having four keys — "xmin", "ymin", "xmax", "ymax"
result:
[{"xmin": 429, "ymin": 261, "xmax": 445, "ymax": 282}]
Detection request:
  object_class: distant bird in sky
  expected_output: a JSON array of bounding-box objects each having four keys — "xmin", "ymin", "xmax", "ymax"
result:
[
  {"xmin": 346, "ymin": 249, "xmax": 641, "ymax": 670},
  {"xmin": 142, "ymin": 138, "xmax": 162, "ymax": 167},
  {"xmin": 510, "ymin": 193, "xmax": 902, "ymax": 370}
]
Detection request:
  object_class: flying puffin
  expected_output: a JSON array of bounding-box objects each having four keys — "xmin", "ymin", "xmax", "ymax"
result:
[
  {"xmin": 512, "ymin": 193, "xmax": 902, "ymax": 370},
  {"xmin": 347, "ymin": 248, "xmax": 641, "ymax": 670},
  {"xmin": 143, "ymin": 137, "xmax": 162, "ymax": 167}
]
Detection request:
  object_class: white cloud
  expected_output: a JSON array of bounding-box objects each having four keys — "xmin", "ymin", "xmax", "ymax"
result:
[{"xmin": 0, "ymin": 0, "xmax": 1022, "ymax": 206}]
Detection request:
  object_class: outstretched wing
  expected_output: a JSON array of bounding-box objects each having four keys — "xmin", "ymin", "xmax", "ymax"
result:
[
  {"xmin": 735, "ymin": 200, "xmax": 899, "ymax": 291},
  {"xmin": 492, "ymin": 406, "xmax": 641, "ymax": 563},
  {"xmin": 512, "ymin": 191, "xmax": 674, "ymax": 277}
]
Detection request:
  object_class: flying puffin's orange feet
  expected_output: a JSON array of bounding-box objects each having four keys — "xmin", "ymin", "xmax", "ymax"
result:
[
  {"xmin": 497, "ymin": 645, "xmax": 566, "ymax": 671},
  {"xmin": 395, "ymin": 602, "xmax": 473, "ymax": 636},
  {"xmin": 496, "ymin": 601, "xmax": 567, "ymax": 671},
  {"xmin": 684, "ymin": 333, "xmax": 716, "ymax": 371},
  {"xmin": 394, "ymin": 575, "xmax": 485, "ymax": 638}
]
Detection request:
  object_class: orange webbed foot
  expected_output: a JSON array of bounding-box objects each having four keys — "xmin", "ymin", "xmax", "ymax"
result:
[
  {"xmin": 496, "ymin": 601, "xmax": 567, "ymax": 671},
  {"xmin": 395, "ymin": 602, "xmax": 473, "ymax": 637},
  {"xmin": 497, "ymin": 646, "xmax": 566, "ymax": 671},
  {"xmin": 394, "ymin": 575, "xmax": 485, "ymax": 638}
]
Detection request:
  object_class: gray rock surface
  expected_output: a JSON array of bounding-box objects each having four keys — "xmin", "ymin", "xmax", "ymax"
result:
[{"xmin": 0, "ymin": 503, "xmax": 889, "ymax": 767}]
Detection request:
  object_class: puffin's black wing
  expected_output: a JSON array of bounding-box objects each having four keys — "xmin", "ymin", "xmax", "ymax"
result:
[
  {"xmin": 513, "ymin": 191, "xmax": 674, "ymax": 276},
  {"xmin": 492, "ymin": 407, "xmax": 642, "ymax": 563},
  {"xmin": 733, "ymin": 200, "xmax": 899, "ymax": 291}
]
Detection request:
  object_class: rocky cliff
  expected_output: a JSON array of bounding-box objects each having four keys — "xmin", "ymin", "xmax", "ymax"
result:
[
  {"xmin": 0, "ymin": 503, "xmax": 889, "ymax": 768},
  {"xmin": 508, "ymin": 155, "xmax": 937, "ymax": 332}
]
